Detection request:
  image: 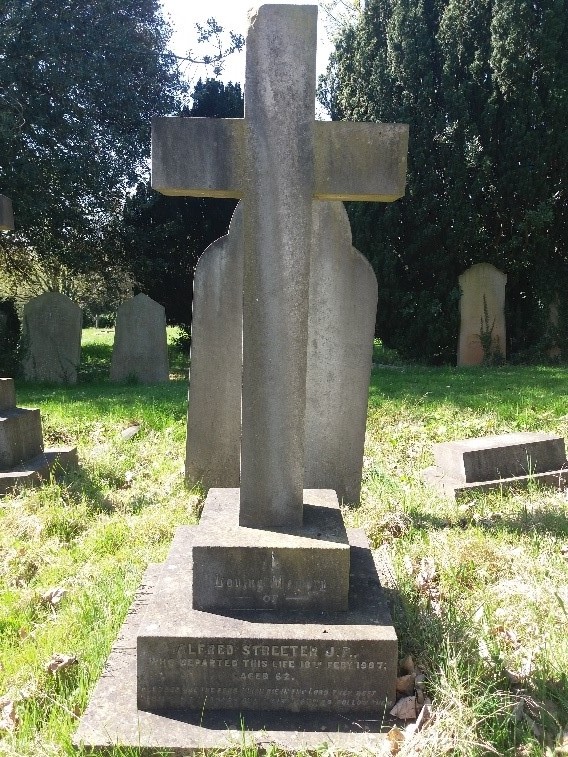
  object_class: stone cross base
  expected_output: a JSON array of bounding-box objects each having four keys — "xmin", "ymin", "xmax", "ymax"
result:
[
  {"xmin": 191, "ymin": 489, "xmax": 350, "ymax": 612},
  {"xmin": 74, "ymin": 521, "xmax": 397, "ymax": 752},
  {"xmin": 0, "ymin": 378, "xmax": 78, "ymax": 494},
  {"xmin": 0, "ymin": 448, "xmax": 79, "ymax": 495},
  {"xmin": 422, "ymin": 432, "xmax": 568, "ymax": 498}
]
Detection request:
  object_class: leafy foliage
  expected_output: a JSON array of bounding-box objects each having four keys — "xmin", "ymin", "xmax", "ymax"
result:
[
  {"xmin": 320, "ymin": 0, "xmax": 568, "ymax": 363},
  {"xmin": 0, "ymin": 0, "xmax": 182, "ymax": 274},
  {"xmin": 115, "ymin": 79, "xmax": 244, "ymax": 334}
]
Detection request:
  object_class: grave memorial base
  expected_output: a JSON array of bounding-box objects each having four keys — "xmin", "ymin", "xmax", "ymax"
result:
[
  {"xmin": 0, "ymin": 377, "xmax": 77, "ymax": 494},
  {"xmin": 74, "ymin": 499, "xmax": 397, "ymax": 754}
]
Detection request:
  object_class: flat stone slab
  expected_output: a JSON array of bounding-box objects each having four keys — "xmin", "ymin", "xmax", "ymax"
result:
[
  {"xmin": 422, "ymin": 464, "xmax": 568, "ymax": 499},
  {"xmin": 0, "ymin": 447, "xmax": 78, "ymax": 494},
  {"xmin": 74, "ymin": 530, "xmax": 397, "ymax": 754},
  {"xmin": 433, "ymin": 432, "xmax": 566, "ymax": 483},
  {"xmin": 192, "ymin": 488, "xmax": 350, "ymax": 611}
]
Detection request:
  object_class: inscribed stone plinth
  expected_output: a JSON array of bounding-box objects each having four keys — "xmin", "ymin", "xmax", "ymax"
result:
[
  {"xmin": 186, "ymin": 201, "xmax": 377, "ymax": 504},
  {"xmin": 192, "ymin": 489, "xmax": 350, "ymax": 612},
  {"xmin": 457, "ymin": 263, "xmax": 507, "ymax": 366},
  {"xmin": 422, "ymin": 431, "xmax": 568, "ymax": 498},
  {"xmin": 22, "ymin": 292, "xmax": 82, "ymax": 384},
  {"xmin": 0, "ymin": 195, "xmax": 14, "ymax": 231},
  {"xmin": 110, "ymin": 294, "xmax": 169, "ymax": 384},
  {"xmin": 0, "ymin": 377, "xmax": 78, "ymax": 493}
]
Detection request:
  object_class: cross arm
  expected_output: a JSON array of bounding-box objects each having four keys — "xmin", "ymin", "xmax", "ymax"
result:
[
  {"xmin": 151, "ymin": 117, "xmax": 246, "ymax": 198},
  {"xmin": 314, "ymin": 122, "xmax": 409, "ymax": 202}
]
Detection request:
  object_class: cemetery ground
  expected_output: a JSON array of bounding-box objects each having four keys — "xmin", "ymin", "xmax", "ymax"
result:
[{"xmin": 0, "ymin": 329, "xmax": 567, "ymax": 756}]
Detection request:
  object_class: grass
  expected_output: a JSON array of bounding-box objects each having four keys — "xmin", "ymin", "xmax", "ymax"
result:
[{"xmin": 1, "ymin": 331, "xmax": 567, "ymax": 756}]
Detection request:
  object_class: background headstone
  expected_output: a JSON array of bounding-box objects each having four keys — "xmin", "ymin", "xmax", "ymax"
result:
[
  {"xmin": 0, "ymin": 195, "xmax": 14, "ymax": 231},
  {"xmin": 185, "ymin": 201, "xmax": 377, "ymax": 503},
  {"xmin": 22, "ymin": 292, "xmax": 82, "ymax": 384},
  {"xmin": 457, "ymin": 262, "xmax": 507, "ymax": 366},
  {"xmin": 110, "ymin": 294, "xmax": 169, "ymax": 384}
]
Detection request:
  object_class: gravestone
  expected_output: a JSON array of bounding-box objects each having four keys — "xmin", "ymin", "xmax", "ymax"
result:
[
  {"xmin": 185, "ymin": 200, "xmax": 378, "ymax": 503},
  {"xmin": 0, "ymin": 195, "xmax": 14, "ymax": 231},
  {"xmin": 110, "ymin": 294, "xmax": 169, "ymax": 384},
  {"xmin": 422, "ymin": 431, "xmax": 568, "ymax": 498},
  {"xmin": 457, "ymin": 263, "xmax": 507, "ymax": 366},
  {"xmin": 22, "ymin": 292, "xmax": 82, "ymax": 384},
  {"xmin": 0, "ymin": 377, "xmax": 77, "ymax": 493},
  {"xmin": 75, "ymin": 5, "xmax": 408, "ymax": 752}
]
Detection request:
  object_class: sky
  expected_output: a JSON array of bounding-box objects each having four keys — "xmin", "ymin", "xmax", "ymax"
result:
[{"xmin": 159, "ymin": 0, "xmax": 335, "ymax": 90}]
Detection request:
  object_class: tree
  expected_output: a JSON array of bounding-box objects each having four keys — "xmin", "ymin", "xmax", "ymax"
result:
[
  {"xmin": 320, "ymin": 0, "xmax": 568, "ymax": 362},
  {"xmin": 0, "ymin": 0, "xmax": 182, "ymax": 276},
  {"xmin": 115, "ymin": 79, "xmax": 244, "ymax": 336}
]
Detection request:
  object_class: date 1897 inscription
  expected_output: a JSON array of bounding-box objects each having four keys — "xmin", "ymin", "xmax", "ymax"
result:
[{"xmin": 137, "ymin": 639, "xmax": 391, "ymax": 713}]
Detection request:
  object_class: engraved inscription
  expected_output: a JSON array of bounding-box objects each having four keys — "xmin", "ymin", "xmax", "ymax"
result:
[{"xmin": 214, "ymin": 575, "xmax": 327, "ymax": 604}]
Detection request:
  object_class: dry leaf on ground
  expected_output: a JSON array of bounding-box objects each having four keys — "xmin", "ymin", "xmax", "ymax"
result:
[
  {"xmin": 396, "ymin": 674, "xmax": 415, "ymax": 696},
  {"xmin": 46, "ymin": 653, "xmax": 77, "ymax": 675},
  {"xmin": 386, "ymin": 726, "xmax": 405, "ymax": 754},
  {"xmin": 121, "ymin": 425, "xmax": 140, "ymax": 440},
  {"xmin": 399, "ymin": 654, "xmax": 415, "ymax": 675},
  {"xmin": 41, "ymin": 587, "xmax": 66, "ymax": 606},
  {"xmin": 390, "ymin": 695, "xmax": 417, "ymax": 720},
  {"xmin": 0, "ymin": 699, "xmax": 19, "ymax": 733}
]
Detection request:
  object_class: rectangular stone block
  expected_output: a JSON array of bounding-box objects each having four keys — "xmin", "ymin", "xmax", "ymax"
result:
[
  {"xmin": 137, "ymin": 525, "xmax": 397, "ymax": 715},
  {"xmin": 0, "ymin": 378, "xmax": 16, "ymax": 410},
  {"xmin": 0, "ymin": 447, "xmax": 78, "ymax": 494},
  {"xmin": 433, "ymin": 432, "xmax": 566, "ymax": 483},
  {"xmin": 0, "ymin": 408, "xmax": 43, "ymax": 470},
  {"xmin": 192, "ymin": 489, "xmax": 350, "ymax": 612},
  {"xmin": 0, "ymin": 195, "xmax": 14, "ymax": 231}
]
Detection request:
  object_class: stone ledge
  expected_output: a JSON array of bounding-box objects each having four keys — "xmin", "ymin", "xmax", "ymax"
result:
[
  {"xmin": 422, "ymin": 465, "xmax": 568, "ymax": 499},
  {"xmin": 0, "ymin": 447, "xmax": 78, "ymax": 494}
]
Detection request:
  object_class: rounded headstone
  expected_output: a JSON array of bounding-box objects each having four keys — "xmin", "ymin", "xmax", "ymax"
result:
[{"xmin": 457, "ymin": 263, "xmax": 507, "ymax": 366}]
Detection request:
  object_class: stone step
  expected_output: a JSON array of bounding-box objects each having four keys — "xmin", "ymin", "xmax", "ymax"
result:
[
  {"xmin": 0, "ymin": 408, "xmax": 44, "ymax": 470},
  {"xmin": 432, "ymin": 432, "xmax": 566, "ymax": 483}
]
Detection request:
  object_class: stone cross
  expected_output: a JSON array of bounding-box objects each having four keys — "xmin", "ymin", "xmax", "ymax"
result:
[{"xmin": 152, "ymin": 4, "xmax": 408, "ymax": 531}]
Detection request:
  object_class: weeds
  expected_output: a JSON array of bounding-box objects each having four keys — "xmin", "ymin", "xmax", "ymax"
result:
[{"xmin": 0, "ymin": 331, "xmax": 567, "ymax": 755}]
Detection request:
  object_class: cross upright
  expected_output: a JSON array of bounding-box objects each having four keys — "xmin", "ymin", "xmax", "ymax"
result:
[{"xmin": 152, "ymin": 4, "xmax": 408, "ymax": 531}]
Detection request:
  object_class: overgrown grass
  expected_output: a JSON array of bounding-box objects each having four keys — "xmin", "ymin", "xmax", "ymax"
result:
[{"xmin": 1, "ymin": 332, "xmax": 567, "ymax": 755}]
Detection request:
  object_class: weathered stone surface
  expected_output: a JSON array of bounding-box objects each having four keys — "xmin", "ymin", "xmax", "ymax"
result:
[
  {"xmin": 22, "ymin": 292, "xmax": 82, "ymax": 384},
  {"xmin": 457, "ymin": 263, "xmax": 507, "ymax": 366},
  {"xmin": 137, "ymin": 526, "xmax": 396, "ymax": 714},
  {"xmin": 0, "ymin": 378, "xmax": 16, "ymax": 410},
  {"xmin": 0, "ymin": 195, "xmax": 14, "ymax": 231},
  {"xmin": 433, "ymin": 432, "xmax": 566, "ymax": 482},
  {"xmin": 74, "ymin": 563, "xmax": 394, "ymax": 754},
  {"xmin": 422, "ymin": 431, "xmax": 568, "ymax": 498},
  {"xmin": 0, "ymin": 408, "xmax": 43, "ymax": 470},
  {"xmin": 110, "ymin": 293, "xmax": 169, "ymax": 384},
  {"xmin": 238, "ymin": 4, "xmax": 317, "ymax": 530},
  {"xmin": 304, "ymin": 202, "xmax": 377, "ymax": 503},
  {"xmin": 153, "ymin": 6, "xmax": 408, "ymax": 529},
  {"xmin": 0, "ymin": 447, "xmax": 78, "ymax": 494},
  {"xmin": 185, "ymin": 206, "xmax": 243, "ymax": 488},
  {"xmin": 192, "ymin": 489, "xmax": 350, "ymax": 612},
  {"xmin": 422, "ymin": 464, "xmax": 568, "ymax": 499},
  {"xmin": 185, "ymin": 202, "xmax": 376, "ymax": 504}
]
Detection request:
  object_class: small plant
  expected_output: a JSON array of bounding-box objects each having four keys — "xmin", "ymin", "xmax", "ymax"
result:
[{"xmin": 477, "ymin": 295, "xmax": 504, "ymax": 366}]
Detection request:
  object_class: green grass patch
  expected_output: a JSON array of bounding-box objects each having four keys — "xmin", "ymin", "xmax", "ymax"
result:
[{"xmin": 1, "ymin": 333, "xmax": 567, "ymax": 755}]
